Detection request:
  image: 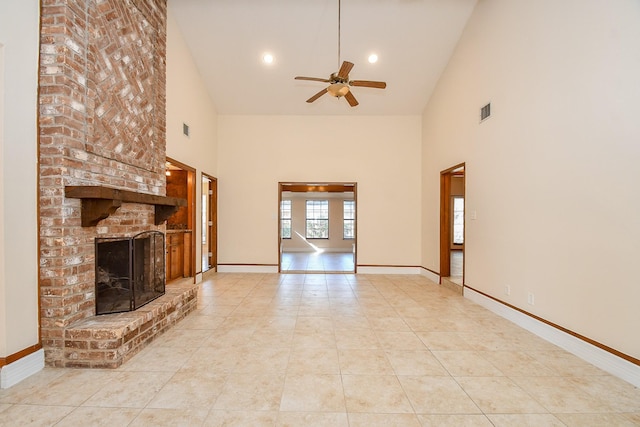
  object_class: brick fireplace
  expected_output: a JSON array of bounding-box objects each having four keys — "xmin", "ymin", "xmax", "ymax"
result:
[{"xmin": 38, "ymin": 0, "xmax": 196, "ymax": 368}]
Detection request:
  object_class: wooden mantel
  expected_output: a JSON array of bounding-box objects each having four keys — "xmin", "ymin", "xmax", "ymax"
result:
[{"xmin": 65, "ymin": 185, "xmax": 187, "ymax": 227}]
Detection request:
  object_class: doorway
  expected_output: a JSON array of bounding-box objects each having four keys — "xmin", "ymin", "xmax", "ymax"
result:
[
  {"xmin": 165, "ymin": 157, "xmax": 196, "ymax": 282},
  {"xmin": 201, "ymin": 174, "xmax": 217, "ymax": 273},
  {"xmin": 278, "ymin": 182, "xmax": 357, "ymax": 273},
  {"xmin": 440, "ymin": 163, "xmax": 465, "ymax": 290}
]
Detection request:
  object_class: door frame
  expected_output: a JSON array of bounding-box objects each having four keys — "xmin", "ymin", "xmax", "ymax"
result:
[
  {"xmin": 278, "ymin": 182, "xmax": 357, "ymax": 273},
  {"xmin": 439, "ymin": 163, "xmax": 465, "ymax": 283},
  {"xmin": 202, "ymin": 173, "xmax": 217, "ymax": 272}
]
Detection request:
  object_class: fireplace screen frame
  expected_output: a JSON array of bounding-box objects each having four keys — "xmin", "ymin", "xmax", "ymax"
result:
[{"xmin": 95, "ymin": 231, "xmax": 166, "ymax": 315}]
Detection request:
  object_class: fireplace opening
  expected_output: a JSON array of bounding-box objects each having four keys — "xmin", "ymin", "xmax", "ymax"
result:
[{"xmin": 95, "ymin": 231, "xmax": 165, "ymax": 315}]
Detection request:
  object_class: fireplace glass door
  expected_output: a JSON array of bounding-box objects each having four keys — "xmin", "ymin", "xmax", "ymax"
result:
[{"xmin": 95, "ymin": 231, "xmax": 165, "ymax": 315}]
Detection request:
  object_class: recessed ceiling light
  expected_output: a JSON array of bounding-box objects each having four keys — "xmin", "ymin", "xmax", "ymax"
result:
[
  {"xmin": 263, "ymin": 53, "xmax": 274, "ymax": 64},
  {"xmin": 368, "ymin": 53, "xmax": 378, "ymax": 64}
]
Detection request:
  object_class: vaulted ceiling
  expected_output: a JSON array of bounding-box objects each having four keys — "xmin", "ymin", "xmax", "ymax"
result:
[{"xmin": 168, "ymin": 0, "xmax": 477, "ymax": 115}]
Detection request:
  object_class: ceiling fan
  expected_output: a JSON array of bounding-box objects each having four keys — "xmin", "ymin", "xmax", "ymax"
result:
[{"xmin": 294, "ymin": 0, "xmax": 387, "ymax": 107}]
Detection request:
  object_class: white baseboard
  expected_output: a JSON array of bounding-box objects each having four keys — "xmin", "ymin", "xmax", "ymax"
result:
[
  {"xmin": 464, "ymin": 287, "xmax": 640, "ymax": 388},
  {"xmin": 282, "ymin": 248, "xmax": 353, "ymax": 253},
  {"xmin": 357, "ymin": 266, "xmax": 421, "ymax": 275},
  {"xmin": 195, "ymin": 272, "xmax": 203, "ymax": 283},
  {"xmin": 0, "ymin": 349, "xmax": 44, "ymax": 389},
  {"xmin": 217, "ymin": 265, "xmax": 279, "ymax": 273},
  {"xmin": 420, "ymin": 268, "xmax": 440, "ymax": 283}
]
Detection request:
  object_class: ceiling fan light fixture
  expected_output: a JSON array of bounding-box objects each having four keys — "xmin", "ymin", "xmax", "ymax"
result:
[{"xmin": 327, "ymin": 83, "xmax": 349, "ymax": 97}]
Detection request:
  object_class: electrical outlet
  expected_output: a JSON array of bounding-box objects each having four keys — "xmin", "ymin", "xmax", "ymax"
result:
[
  {"xmin": 527, "ymin": 292, "xmax": 535, "ymax": 305},
  {"xmin": 504, "ymin": 285, "xmax": 511, "ymax": 296}
]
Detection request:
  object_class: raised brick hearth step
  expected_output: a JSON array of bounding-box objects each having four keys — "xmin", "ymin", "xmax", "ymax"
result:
[{"xmin": 62, "ymin": 280, "xmax": 198, "ymax": 368}]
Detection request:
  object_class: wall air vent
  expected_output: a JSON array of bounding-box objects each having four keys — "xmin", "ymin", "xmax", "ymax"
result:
[
  {"xmin": 480, "ymin": 103, "xmax": 491, "ymax": 122},
  {"xmin": 183, "ymin": 123, "xmax": 190, "ymax": 137}
]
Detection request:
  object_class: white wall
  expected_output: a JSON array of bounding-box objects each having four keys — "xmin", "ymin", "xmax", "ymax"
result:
[
  {"xmin": 421, "ymin": 0, "xmax": 640, "ymax": 359},
  {"xmin": 166, "ymin": 11, "xmax": 219, "ymax": 274},
  {"xmin": 0, "ymin": 0, "xmax": 40, "ymax": 358},
  {"xmin": 218, "ymin": 115, "xmax": 422, "ymax": 268}
]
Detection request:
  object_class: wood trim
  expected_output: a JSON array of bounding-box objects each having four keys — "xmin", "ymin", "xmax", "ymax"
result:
[
  {"xmin": 0, "ymin": 343, "xmax": 42, "ymax": 368},
  {"xmin": 65, "ymin": 185, "xmax": 187, "ymax": 226},
  {"xmin": 464, "ymin": 285, "xmax": 640, "ymax": 366},
  {"xmin": 281, "ymin": 184, "xmax": 355, "ymax": 193}
]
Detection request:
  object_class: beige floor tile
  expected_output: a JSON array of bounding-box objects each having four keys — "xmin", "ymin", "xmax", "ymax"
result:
[
  {"xmin": 277, "ymin": 411, "xmax": 348, "ymax": 426},
  {"xmin": 82, "ymin": 371, "xmax": 174, "ymax": 408},
  {"xmin": 292, "ymin": 329, "xmax": 337, "ymax": 349},
  {"xmin": 511, "ymin": 376, "xmax": 614, "ymax": 413},
  {"xmin": 478, "ymin": 350, "xmax": 556, "ymax": 377},
  {"xmin": 0, "ymin": 404, "xmax": 73, "ymax": 426},
  {"xmin": 54, "ymin": 406, "xmax": 141, "ymax": 427},
  {"xmin": 1, "ymin": 273, "xmax": 637, "ymax": 425},
  {"xmin": 331, "ymin": 315, "xmax": 371, "ymax": 330},
  {"xmin": 376, "ymin": 331, "xmax": 428, "ymax": 350},
  {"xmin": 432, "ymin": 350, "xmax": 504, "ymax": 377},
  {"xmin": 129, "ymin": 408, "xmax": 209, "ymax": 427},
  {"xmin": 178, "ymin": 345, "xmax": 242, "ymax": 375},
  {"xmin": 528, "ymin": 350, "xmax": 607, "ymax": 376},
  {"xmin": 280, "ymin": 373, "xmax": 346, "ymax": 412},
  {"xmin": 214, "ymin": 373, "xmax": 285, "ymax": 411},
  {"xmin": 456, "ymin": 376, "xmax": 547, "ymax": 413},
  {"xmin": 487, "ymin": 413, "xmax": 566, "ymax": 427},
  {"xmin": 175, "ymin": 313, "xmax": 227, "ymax": 330},
  {"xmin": 295, "ymin": 316, "xmax": 334, "ymax": 331},
  {"xmin": 625, "ymin": 413, "xmax": 640, "ymax": 424},
  {"xmin": 342, "ymin": 374, "xmax": 413, "ymax": 413},
  {"xmin": 287, "ymin": 347, "xmax": 341, "ymax": 374},
  {"xmin": 338, "ymin": 349, "xmax": 395, "ymax": 375},
  {"xmin": 398, "ymin": 375, "xmax": 482, "ymax": 414},
  {"xmin": 233, "ymin": 347, "xmax": 291, "ymax": 373},
  {"xmin": 146, "ymin": 371, "xmax": 227, "ymax": 409},
  {"xmin": 554, "ymin": 412, "xmax": 639, "ymax": 427},
  {"xmin": 416, "ymin": 331, "xmax": 476, "ymax": 351},
  {"xmin": 335, "ymin": 329, "xmax": 380, "ymax": 349},
  {"xmin": 348, "ymin": 412, "xmax": 422, "ymax": 427},
  {"xmin": 566, "ymin": 375, "xmax": 640, "ymax": 412},
  {"xmin": 417, "ymin": 414, "xmax": 494, "ymax": 426},
  {"xmin": 385, "ymin": 350, "xmax": 449, "ymax": 376},
  {"xmin": 205, "ymin": 410, "xmax": 279, "ymax": 426},
  {"xmin": 368, "ymin": 316, "xmax": 412, "ymax": 332},
  {"xmin": 121, "ymin": 345, "xmax": 194, "ymax": 372},
  {"xmin": 15, "ymin": 369, "xmax": 116, "ymax": 406},
  {"xmin": 152, "ymin": 328, "xmax": 212, "ymax": 348}
]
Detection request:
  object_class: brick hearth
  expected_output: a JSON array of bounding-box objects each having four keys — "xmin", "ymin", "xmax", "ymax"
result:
[{"xmin": 37, "ymin": 0, "xmax": 185, "ymax": 367}]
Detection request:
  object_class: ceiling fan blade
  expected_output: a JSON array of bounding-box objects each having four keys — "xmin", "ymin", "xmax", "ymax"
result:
[
  {"xmin": 344, "ymin": 90, "xmax": 359, "ymax": 107},
  {"xmin": 295, "ymin": 76, "xmax": 331, "ymax": 83},
  {"xmin": 350, "ymin": 80, "xmax": 387, "ymax": 89},
  {"xmin": 306, "ymin": 88, "xmax": 328, "ymax": 103},
  {"xmin": 337, "ymin": 61, "xmax": 354, "ymax": 79}
]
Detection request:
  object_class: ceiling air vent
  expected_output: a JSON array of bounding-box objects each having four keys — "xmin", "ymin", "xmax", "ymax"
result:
[{"xmin": 480, "ymin": 103, "xmax": 491, "ymax": 122}]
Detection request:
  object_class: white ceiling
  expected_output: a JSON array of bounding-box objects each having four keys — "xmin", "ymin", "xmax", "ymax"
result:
[{"xmin": 168, "ymin": 0, "xmax": 477, "ymax": 115}]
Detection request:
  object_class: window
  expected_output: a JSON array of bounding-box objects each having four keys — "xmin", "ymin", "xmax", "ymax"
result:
[
  {"xmin": 306, "ymin": 200, "xmax": 329, "ymax": 239},
  {"xmin": 281, "ymin": 200, "xmax": 291, "ymax": 239},
  {"xmin": 453, "ymin": 197, "xmax": 464, "ymax": 244},
  {"xmin": 343, "ymin": 200, "xmax": 355, "ymax": 239}
]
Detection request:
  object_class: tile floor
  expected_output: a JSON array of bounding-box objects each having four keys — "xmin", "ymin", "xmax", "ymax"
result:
[
  {"xmin": 281, "ymin": 252, "xmax": 354, "ymax": 273},
  {"xmin": 1, "ymin": 273, "xmax": 639, "ymax": 426}
]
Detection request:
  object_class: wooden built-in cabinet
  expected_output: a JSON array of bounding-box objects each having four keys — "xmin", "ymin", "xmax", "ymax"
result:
[{"xmin": 166, "ymin": 231, "xmax": 192, "ymax": 281}]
